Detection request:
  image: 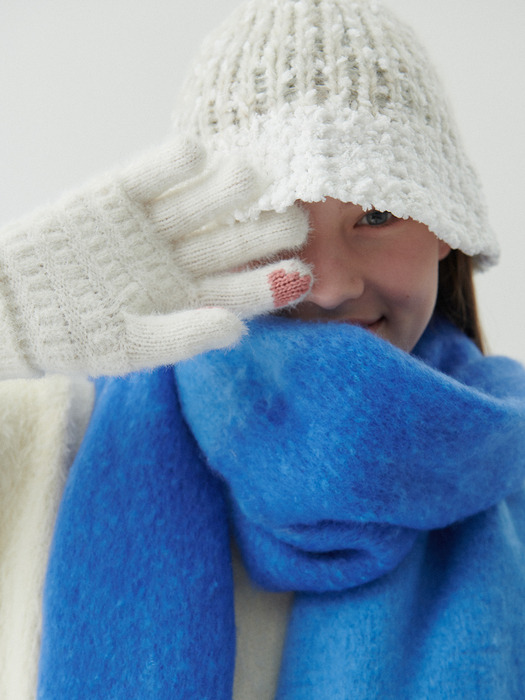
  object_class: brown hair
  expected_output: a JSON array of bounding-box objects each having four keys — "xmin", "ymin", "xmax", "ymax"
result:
[{"xmin": 435, "ymin": 249, "xmax": 485, "ymax": 353}]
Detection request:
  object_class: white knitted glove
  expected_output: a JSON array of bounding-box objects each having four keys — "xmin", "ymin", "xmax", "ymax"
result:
[{"xmin": 0, "ymin": 138, "xmax": 312, "ymax": 378}]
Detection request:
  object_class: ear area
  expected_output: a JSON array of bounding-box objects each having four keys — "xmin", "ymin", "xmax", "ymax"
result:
[{"xmin": 438, "ymin": 239, "xmax": 452, "ymax": 261}]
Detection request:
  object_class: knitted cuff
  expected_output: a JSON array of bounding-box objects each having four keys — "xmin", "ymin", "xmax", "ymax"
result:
[
  {"xmin": 0, "ymin": 289, "xmax": 38, "ymax": 379},
  {"xmin": 0, "ymin": 179, "xmax": 153, "ymax": 375}
]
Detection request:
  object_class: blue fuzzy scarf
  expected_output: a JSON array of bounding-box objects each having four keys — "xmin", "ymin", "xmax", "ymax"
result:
[{"xmin": 39, "ymin": 317, "xmax": 525, "ymax": 698}]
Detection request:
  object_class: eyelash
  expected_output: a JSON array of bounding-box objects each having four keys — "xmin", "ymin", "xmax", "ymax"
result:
[{"xmin": 357, "ymin": 210, "xmax": 395, "ymax": 227}]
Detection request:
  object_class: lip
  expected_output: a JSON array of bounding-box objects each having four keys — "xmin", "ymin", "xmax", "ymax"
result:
[{"xmin": 346, "ymin": 317, "xmax": 384, "ymax": 333}]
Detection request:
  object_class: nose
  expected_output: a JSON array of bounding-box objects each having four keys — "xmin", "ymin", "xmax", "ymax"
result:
[{"xmin": 304, "ymin": 236, "xmax": 365, "ymax": 310}]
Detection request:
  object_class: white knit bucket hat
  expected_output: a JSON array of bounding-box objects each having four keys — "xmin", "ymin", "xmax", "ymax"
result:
[{"xmin": 173, "ymin": 0, "xmax": 499, "ymax": 269}]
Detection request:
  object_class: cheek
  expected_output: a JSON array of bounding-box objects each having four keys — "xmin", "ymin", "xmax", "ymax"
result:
[
  {"xmin": 377, "ymin": 236, "xmax": 442, "ymax": 350},
  {"xmin": 379, "ymin": 246, "xmax": 439, "ymax": 308}
]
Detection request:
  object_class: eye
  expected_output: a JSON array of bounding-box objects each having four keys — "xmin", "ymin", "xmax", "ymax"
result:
[{"xmin": 358, "ymin": 210, "xmax": 393, "ymax": 227}]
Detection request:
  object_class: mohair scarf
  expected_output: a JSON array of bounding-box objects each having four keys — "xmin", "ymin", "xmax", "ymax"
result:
[{"xmin": 38, "ymin": 317, "xmax": 525, "ymax": 698}]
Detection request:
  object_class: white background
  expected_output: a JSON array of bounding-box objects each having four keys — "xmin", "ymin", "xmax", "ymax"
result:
[{"xmin": 1, "ymin": 0, "xmax": 524, "ymax": 360}]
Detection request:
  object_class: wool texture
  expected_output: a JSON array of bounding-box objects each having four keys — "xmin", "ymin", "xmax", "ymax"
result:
[
  {"xmin": 0, "ymin": 138, "xmax": 311, "ymax": 378},
  {"xmin": 176, "ymin": 317, "xmax": 525, "ymax": 591},
  {"xmin": 38, "ymin": 370, "xmax": 236, "ymax": 699},
  {"xmin": 38, "ymin": 317, "xmax": 525, "ymax": 697},
  {"xmin": 174, "ymin": 0, "xmax": 498, "ymax": 268},
  {"xmin": 0, "ymin": 375, "xmax": 93, "ymax": 700}
]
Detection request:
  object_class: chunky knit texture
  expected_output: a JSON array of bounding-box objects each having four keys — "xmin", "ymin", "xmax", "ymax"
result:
[
  {"xmin": 174, "ymin": 0, "xmax": 498, "ymax": 268},
  {"xmin": 0, "ymin": 138, "xmax": 312, "ymax": 377}
]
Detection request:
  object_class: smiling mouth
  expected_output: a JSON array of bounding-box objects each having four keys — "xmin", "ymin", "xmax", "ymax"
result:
[{"xmin": 347, "ymin": 317, "xmax": 384, "ymax": 332}]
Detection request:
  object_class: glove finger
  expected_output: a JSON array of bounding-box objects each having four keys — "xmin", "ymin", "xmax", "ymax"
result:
[
  {"xmin": 196, "ymin": 259, "xmax": 313, "ymax": 317},
  {"xmin": 124, "ymin": 307, "xmax": 246, "ymax": 369},
  {"xmin": 120, "ymin": 137, "xmax": 206, "ymax": 203},
  {"xmin": 151, "ymin": 161, "xmax": 260, "ymax": 240},
  {"xmin": 176, "ymin": 206, "xmax": 309, "ymax": 276}
]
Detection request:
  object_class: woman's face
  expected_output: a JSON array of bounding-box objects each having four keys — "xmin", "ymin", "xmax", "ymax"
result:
[{"xmin": 285, "ymin": 198, "xmax": 450, "ymax": 352}]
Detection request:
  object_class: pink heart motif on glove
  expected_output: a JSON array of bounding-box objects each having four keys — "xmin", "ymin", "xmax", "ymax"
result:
[{"xmin": 268, "ymin": 268, "xmax": 311, "ymax": 308}]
